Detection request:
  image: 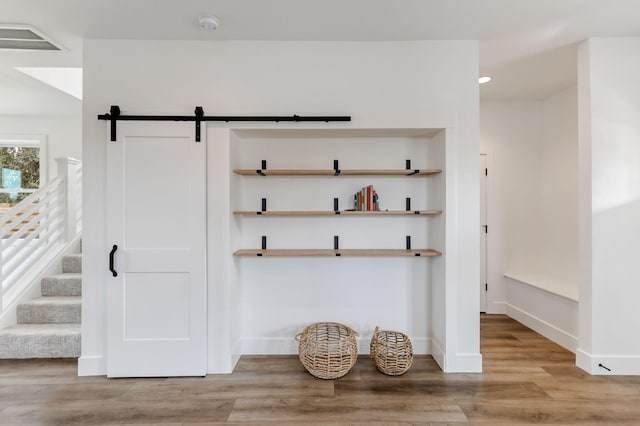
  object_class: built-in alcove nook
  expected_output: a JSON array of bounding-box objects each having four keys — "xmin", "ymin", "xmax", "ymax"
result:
[{"xmin": 204, "ymin": 126, "xmax": 479, "ymax": 373}]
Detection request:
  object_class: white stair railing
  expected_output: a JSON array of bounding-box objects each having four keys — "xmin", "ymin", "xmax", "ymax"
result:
[{"xmin": 0, "ymin": 158, "xmax": 81, "ymax": 314}]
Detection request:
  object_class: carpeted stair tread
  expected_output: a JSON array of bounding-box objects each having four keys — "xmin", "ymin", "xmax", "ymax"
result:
[
  {"xmin": 62, "ymin": 254, "xmax": 82, "ymax": 273},
  {"xmin": 41, "ymin": 273, "xmax": 82, "ymax": 297},
  {"xmin": 0, "ymin": 247, "xmax": 83, "ymax": 359},
  {"xmin": 0, "ymin": 324, "xmax": 80, "ymax": 359},
  {"xmin": 17, "ymin": 297, "xmax": 81, "ymax": 324}
]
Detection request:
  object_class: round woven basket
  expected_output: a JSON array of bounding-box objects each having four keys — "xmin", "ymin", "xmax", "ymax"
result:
[
  {"xmin": 370, "ymin": 326, "xmax": 413, "ymax": 376},
  {"xmin": 295, "ymin": 322, "xmax": 358, "ymax": 379}
]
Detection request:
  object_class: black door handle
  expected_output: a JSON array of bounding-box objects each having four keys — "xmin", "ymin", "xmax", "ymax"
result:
[{"xmin": 109, "ymin": 245, "xmax": 118, "ymax": 277}]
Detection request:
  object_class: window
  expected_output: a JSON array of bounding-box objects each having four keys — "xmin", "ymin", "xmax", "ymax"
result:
[{"xmin": 0, "ymin": 135, "xmax": 47, "ymax": 211}]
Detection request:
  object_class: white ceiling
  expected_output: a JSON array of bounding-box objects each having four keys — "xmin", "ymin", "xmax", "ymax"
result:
[{"xmin": 1, "ymin": 0, "xmax": 640, "ymax": 115}]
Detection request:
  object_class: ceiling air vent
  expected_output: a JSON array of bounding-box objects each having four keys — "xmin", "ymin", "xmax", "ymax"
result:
[{"xmin": 0, "ymin": 25, "xmax": 61, "ymax": 51}]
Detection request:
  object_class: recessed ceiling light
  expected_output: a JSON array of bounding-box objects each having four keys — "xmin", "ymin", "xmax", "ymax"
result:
[
  {"xmin": 198, "ymin": 15, "xmax": 219, "ymax": 31},
  {"xmin": 479, "ymin": 76, "xmax": 492, "ymax": 84}
]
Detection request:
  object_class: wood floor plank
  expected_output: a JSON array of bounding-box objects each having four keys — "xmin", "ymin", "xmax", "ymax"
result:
[
  {"xmin": 228, "ymin": 396, "xmax": 468, "ymax": 423},
  {"xmin": 122, "ymin": 377, "xmax": 335, "ymax": 399},
  {"xmin": 533, "ymin": 379, "xmax": 640, "ymax": 400},
  {"xmin": 0, "ymin": 399, "xmax": 235, "ymax": 425},
  {"xmin": 482, "ymin": 350, "xmax": 575, "ymax": 364},
  {"xmin": 335, "ymin": 379, "xmax": 551, "ymax": 401},
  {"xmin": 186, "ymin": 423, "xmax": 463, "ymax": 426},
  {"xmin": 0, "ymin": 384, "xmax": 52, "ymax": 402},
  {"xmin": 458, "ymin": 398, "xmax": 640, "ymax": 425}
]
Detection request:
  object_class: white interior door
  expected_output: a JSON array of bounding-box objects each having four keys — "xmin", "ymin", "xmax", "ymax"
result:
[
  {"xmin": 480, "ymin": 154, "xmax": 487, "ymax": 313},
  {"xmin": 106, "ymin": 121, "xmax": 206, "ymax": 377}
]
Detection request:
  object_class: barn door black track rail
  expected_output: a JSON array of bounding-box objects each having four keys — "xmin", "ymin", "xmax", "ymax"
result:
[{"xmin": 98, "ymin": 105, "xmax": 351, "ymax": 142}]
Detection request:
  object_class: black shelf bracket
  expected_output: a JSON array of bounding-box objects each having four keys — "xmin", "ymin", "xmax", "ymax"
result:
[
  {"xmin": 406, "ymin": 197, "xmax": 411, "ymax": 211},
  {"xmin": 333, "ymin": 197, "xmax": 339, "ymax": 213},
  {"xmin": 98, "ymin": 105, "xmax": 351, "ymax": 143},
  {"xmin": 256, "ymin": 198, "xmax": 267, "ymax": 214},
  {"xmin": 405, "ymin": 159, "xmax": 419, "ymax": 175},
  {"xmin": 257, "ymin": 160, "xmax": 267, "ymax": 176},
  {"xmin": 333, "ymin": 160, "xmax": 340, "ymax": 176},
  {"xmin": 334, "ymin": 235, "xmax": 339, "ymax": 250},
  {"xmin": 406, "ymin": 235, "xmax": 411, "ymax": 250}
]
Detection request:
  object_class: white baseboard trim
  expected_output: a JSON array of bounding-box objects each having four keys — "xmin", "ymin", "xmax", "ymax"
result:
[
  {"xmin": 445, "ymin": 352, "xmax": 483, "ymax": 373},
  {"xmin": 77, "ymin": 355, "xmax": 106, "ymax": 376},
  {"xmin": 431, "ymin": 338, "xmax": 445, "ymax": 371},
  {"xmin": 428, "ymin": 338, "xmax": 482, "ymax": 372},
  {"xmin": 207, "ymin": 356, "xmax": 237, "ymax": 374},
  {"xmin": 505, "ymin": 303, "xmax": 578, "ymax": 353},
  {"xmin": 207, "ymin": 339, "xmax": 244, "ymax": 374},
  {"xmin": 577, "ymin": 349, "xmax": 640, "ymax": 375},
  {"xmin": 242, "ymin": 337, "xmax": 298, "ymax": 355},
  {"xmin": 409, "ymin": 337, "xmax": 430, "ymax": 354},
  {"xmin": 231, "ymin": 338, "xmax": 242, "ymax": 371},
  {"xmin": 242, "ymin": 336, "xmax": 432, "ymax": 356}
]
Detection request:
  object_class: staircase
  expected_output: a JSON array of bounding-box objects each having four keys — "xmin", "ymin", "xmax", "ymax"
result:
[{"xmin": 0, "ymin": 252, "xmax": 81, "ymax": 358}]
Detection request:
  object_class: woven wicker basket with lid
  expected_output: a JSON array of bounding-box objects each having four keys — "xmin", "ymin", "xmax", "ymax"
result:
[{"xmin": 370, "ymin": 326, "xmax": 413, "ymax": 375}]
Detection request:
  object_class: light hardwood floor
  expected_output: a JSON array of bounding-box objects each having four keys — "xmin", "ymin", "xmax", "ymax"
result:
[{"xmin": 2, "ymin": 315, "xmax": 640, "ymax": 425}]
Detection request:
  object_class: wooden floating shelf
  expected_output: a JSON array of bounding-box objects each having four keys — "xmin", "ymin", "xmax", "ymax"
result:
[
  {"xmin": 233, "ymin": 210, "xmax": 442, "ymax": 216},
  {"xmin": 233, "ymin": 169, "xmax": 441, "ymax": 176},
  {"xmin": 233, "ymin": 249, "xmax": 442, "ymax": 257}
]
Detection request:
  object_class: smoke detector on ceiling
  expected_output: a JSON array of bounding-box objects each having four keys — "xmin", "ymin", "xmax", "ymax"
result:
[
  {"xmin": 0, "ymin": 24, "xmax": 62, "ymax": 51},
  {"xmin": 198, "ymin": 15, "xmax": 219, "ymax": 31}
]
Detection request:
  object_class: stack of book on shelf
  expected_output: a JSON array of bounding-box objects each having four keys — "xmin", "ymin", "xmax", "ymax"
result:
[{"xmin": 354, "ymin": 185, "xmax": 380, "ymax": 211}]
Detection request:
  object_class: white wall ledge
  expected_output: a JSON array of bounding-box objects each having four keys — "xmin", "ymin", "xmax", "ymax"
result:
[
  {"xmin": 505, "ymin": 274, "xmax": 579, "ymax": 353},
  {"xmin": 504, "ymin": 271, "xmax": 578, "ymax": 302}
]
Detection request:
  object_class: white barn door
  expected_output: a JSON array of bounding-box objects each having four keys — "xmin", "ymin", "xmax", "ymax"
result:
[{"xmin": 106, "ymin": 122, "xmax": 206, "ymax": 377}]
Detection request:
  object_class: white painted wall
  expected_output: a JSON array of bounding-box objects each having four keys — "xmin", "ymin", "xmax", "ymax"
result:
[
  {"xmin": 541, "ymin": 86, "xmax": 579, "ymax": 288},
  {"xmin": 578, "ymin": 38, "xmax": 640, "ymax": 375},
  {"xmin": 480, "ymin": 101, "xmax": 544, "ymax": 312},
  {"xmin": 0, "ymin": 114, "xmax": 81, "ymax": 182},
  {"xmin": 81, "ymin": 39, "xmax": 481, "ymax": 375}
]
